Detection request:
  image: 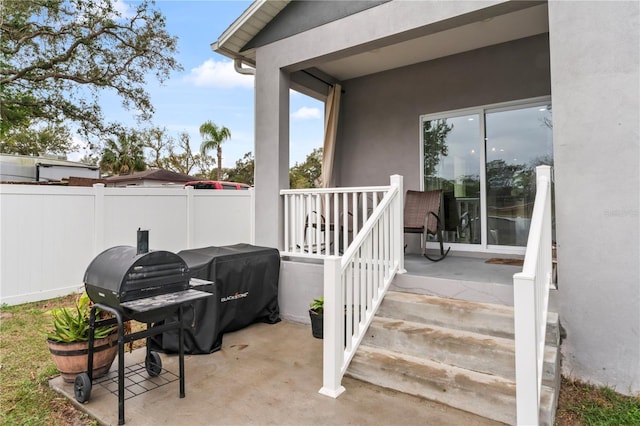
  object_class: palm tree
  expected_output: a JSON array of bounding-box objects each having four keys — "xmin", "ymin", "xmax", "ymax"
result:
[
  {"xmin": 100, "ymin": 132, "xmax": 146, "ymax": 175},
  {"xmin": 199, "ymin": 120, "xmax": 231, "ymax": 181}
]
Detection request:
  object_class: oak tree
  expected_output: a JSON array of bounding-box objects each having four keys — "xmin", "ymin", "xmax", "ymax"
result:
[{"xmin": 1, "ymin": 0, "xmax": 181, "ymax": 149}]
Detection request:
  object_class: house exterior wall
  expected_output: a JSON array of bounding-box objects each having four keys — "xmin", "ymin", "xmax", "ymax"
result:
[
  {"xmin": 253, "ymin": 0, "xmax": 520, "ymax": 249},
  {"xmin": 548, "ymin": 1, "xmax": 640, "ymax": 394},
  {"xmin": 249, "ymin": 0, "xmax": 639, "ymax": 394},
  {"xmin": 334, "ymin": 34, "xmax": 551, "ymax": 189}
]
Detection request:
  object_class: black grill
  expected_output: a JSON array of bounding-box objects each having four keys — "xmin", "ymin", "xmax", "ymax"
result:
[
  {"xmin": 84, "ymin": 246, "xmax": 188, "ymax": 302},
  {"xmin": 77, "ymin": 241, "xmax": 210, "ymax": 425}
]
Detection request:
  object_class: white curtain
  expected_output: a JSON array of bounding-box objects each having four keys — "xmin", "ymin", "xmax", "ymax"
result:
[{"xmin": 320, "ymin": 83, "xmax": 341, "ymax": 188}]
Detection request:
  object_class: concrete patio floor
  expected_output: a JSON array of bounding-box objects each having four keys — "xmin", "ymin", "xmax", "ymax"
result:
[{"xmin": 51, "ymin": 320, "xmax": 501, "ymax": 426}]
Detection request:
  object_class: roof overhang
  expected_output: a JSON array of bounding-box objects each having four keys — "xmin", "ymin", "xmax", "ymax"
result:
[
  {"xmin": 212, "ymin": 1, "xmax": 549, "ymax": 82},
  {"xmin": 211, "ymin": 0, "xmax": 290, "ymax": 65}
]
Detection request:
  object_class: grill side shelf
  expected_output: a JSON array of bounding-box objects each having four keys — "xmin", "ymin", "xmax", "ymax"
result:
[{"xmin": 119, "ymin": 289, "xmax": 211, "ymax": 313}]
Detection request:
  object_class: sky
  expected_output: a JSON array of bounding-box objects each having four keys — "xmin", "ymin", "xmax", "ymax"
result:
[{"xmin": 70, "ymin": 0, "xmax": 324, "ymax": 168}]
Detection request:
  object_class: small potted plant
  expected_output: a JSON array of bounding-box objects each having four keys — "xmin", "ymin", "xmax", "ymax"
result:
[
  {"xmin": 309, "ymin": 296, "xmax": 323, "ymax": 339},
  {"xmin": 46, "ymin": 291, "xmax": 118, "ymax": 382}
]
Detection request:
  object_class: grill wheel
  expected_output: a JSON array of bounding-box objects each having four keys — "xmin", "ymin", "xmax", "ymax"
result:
[
  {"xmin": 74, "ymin": 372, "xmax": 92, "ymax": 403},
  {"xmin": 145, "ymin": 351, "xmax": 162, "ymax": 377}
]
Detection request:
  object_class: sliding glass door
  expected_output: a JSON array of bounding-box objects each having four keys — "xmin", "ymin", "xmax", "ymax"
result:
[
  {"xmin": 423, "ymin": 113, "xmax": 482, "ymax": 244},
  {"xmin": 421, "ymin": 99, "xmax": 553, "ymax": 250},
  {"xmin": 485, "ymin": 104, "xmax": 553, "ymax": 246}
]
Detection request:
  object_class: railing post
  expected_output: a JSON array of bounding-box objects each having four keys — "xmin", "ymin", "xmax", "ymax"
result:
[
  {"xmin": 514, "ymin": 165, "xmax": 553, "ymax": 425},
  {"xmin": 513, "ymin": 273, "xmax": 539, "ymax": 425},
  {"xmin": 536, "ymin": 165, "xmax": 552, "ymax": 187},
  {"xmin": 390, "ymin": 175, "xmax": 406, "ymax": 274},
  {"xmin": 319, "ymin": 256, "xmax": 346, "ymax": 398}
]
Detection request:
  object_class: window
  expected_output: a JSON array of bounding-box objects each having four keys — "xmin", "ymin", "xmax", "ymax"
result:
[{"xmin": 421, "ymin": 98, "xmax": 553, "ymax": 250}]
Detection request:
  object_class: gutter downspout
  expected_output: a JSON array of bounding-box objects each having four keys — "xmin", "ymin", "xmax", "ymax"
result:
[{"xmin": 234, "ymin": 58, "xmax": 256, "ymax": 75}]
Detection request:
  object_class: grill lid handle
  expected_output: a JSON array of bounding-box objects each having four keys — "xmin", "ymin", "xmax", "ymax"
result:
[{"xmin": 137, "ymin": 228, "xmax": 149, "ymax": 255}]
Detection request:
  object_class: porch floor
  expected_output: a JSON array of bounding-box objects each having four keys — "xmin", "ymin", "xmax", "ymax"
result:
[
  {"xmin": 50, "ymin": 320, "xmax": 501, "ymax": 425},
  {"xmin": 403, "ymin": 253, "xmax": 520, "ymax": 285}
]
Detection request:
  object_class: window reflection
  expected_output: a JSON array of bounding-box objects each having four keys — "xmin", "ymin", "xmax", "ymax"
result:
[
  {"xmin": 424, "ymin": 114, "xmax": 481, "ymax": 244},
  {"xmin": 485, "ymin": 105, "xmax": 553, "ymax": 246},
  {"xmin": 422, "ymin": 103, "xmax": 554, "ymax": 248}
]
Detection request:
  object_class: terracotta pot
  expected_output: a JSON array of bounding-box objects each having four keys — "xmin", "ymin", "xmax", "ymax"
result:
[{"xmin": 47, "ymin": 333, "xmax": 118, "ymax": 383}]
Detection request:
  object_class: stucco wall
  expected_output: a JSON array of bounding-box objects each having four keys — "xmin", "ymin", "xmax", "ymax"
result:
[
  {"xmin": 250, "ymin": 0, "xmax": 640, "ymax": 395},
  {"xmin": 549, "ymin": 1, "xmax": 640, "ymax": 394},
  {"xmin": 335, "ymin": 34, "xmax": 551, "ymax": 189},
  {"xmin": 278, "ymin": 260, "xmax": 324, "ymax": 324}
]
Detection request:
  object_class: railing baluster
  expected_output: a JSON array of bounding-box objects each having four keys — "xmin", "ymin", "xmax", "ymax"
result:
[
  {"xmin": 333, "ymin": 192, "xmax": 339, "ymax": 256},
  {"xmin": 324, "ymin": 193, "xmax": 330, "ymax": 256},
  {"xmin": 342, "ymin": 192, "xmax": 348, "ymax": 254},
  {"xmin": 295, "ymin": 194, "xmax": 301, "ymax": 254},
  {"xmin": 315, "ymin": 194, "xmax": 321, "ymax": 254},
  {"xmin": 373, "ymin": 221, "xmax": 379, "ymax": 300},
  {"xmin": 353, "ymin": 192, "xmax": 359, "ymax": 236},
  {"xmin": 284, "ymin": 194, "xmax": 289, "ymax": 252},
  {"xmin": 362, "ymin": 192, "xmax": 368, "ymax": 230}
]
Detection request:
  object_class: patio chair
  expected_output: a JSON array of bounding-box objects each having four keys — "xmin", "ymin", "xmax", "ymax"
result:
[
  {"xmin": 302, "ymin": 210, "xmax": 353, "ymax": 254},
  {"xmin": 404, "ymin": 189, "xmax": 451, "ymax": 262},
  {"xmin": 301, "ymin": 211, "xmax": 331, "ymax": 253}
]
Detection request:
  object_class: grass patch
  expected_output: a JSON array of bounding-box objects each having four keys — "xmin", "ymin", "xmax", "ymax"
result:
[
  {"xmin": 0, "ymin": 295, "xmax": 144, "ymax": 425},
  {"xmin": 555, "ymin": 377, "xmax": 640, "ymax": 425},
  {"xmin": 0, "ymin": 294, "xmax": 96, "ymax": 425}
]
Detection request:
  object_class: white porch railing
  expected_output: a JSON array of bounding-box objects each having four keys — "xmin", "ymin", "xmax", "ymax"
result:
[
  {"xmin": 280, "ymin": 185, "xmax": 392, "ymax": 258},
  {"xmin": 317, "ymin": 175, "xmax": 405, "ymax": 398},
  {"xmin": 513, "ymin": 165, "xmax": 553, "ymax": 425}
]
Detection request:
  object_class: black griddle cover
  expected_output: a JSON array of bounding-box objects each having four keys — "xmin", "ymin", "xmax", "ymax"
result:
[{"xmin": 151, "ymin": 244, "xmax": 280, "ymax": 354}]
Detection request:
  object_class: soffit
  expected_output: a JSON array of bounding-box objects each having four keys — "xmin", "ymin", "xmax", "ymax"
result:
[
  {"xmin": 211, "ymin": 0, "xmax": 290, "ymax": 64},
  {"xmin": 316, "ymin": 3, "xmax": 550, "ymax": 81},
  {"xmin": 213, "ymin": 1, "xmax": 549, "ymax": 81}
]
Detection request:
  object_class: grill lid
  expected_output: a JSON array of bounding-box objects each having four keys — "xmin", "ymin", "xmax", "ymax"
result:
[{"xmin": 84, "ymin": 246, "xmax": 189, "ymax": 306}]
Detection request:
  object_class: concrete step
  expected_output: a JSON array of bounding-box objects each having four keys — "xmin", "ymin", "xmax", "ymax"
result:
[
  {"xmin": 347, "ymin": 344, "xmax": 558, "ymax": 425},
  {"xmin": 379, "ymin": 290, "xmax": 560, "ymax": 346},
  {"xmin": 363, "ymin": 316, "xmax": 516, "ymax": 378},
  {"xmin": 347, "ymin": 345, "xmax": 517, "ymax": 424},
  {"xmin": 363, "ymin": 316, "xmax": 559, "ymax": 385},
  {"xmin": 346, "ymin": 291, "xmax": 561, "ymax": 425}
]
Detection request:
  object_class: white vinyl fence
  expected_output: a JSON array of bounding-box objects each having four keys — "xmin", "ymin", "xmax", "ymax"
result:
[{"xmin": 0, "ymin": 184, "xmax": 254, "ymax": 305}]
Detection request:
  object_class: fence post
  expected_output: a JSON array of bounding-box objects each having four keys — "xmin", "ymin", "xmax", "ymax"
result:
[
  {"xmin": 319, "ymin": 256, "xmax": 346, "ymax": 398},
  {"xmin": 185, "ymin": 185, "xmax": 195, "ymax": 249},
  {"xmin": 390, "ymin": 175, "xmax": 406, "ymax": 274},
  {"xmin": 93, "ymin": 184, "xmax": 105, "ymax": 255}
]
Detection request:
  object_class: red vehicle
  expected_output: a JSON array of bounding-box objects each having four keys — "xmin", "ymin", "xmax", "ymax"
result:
[{"xmin": 184, "ymin": 180, "xmax": 251, "ymax": 190}]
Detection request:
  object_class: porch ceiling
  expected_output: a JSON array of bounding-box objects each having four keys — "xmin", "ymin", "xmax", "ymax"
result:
[
  {"xmin": 315, "ymin": 3, "xmax": 549, "ymax": 81},
  {"xmin": 212, "ymin": 1, "xmax": 549, "ymax": 83}
]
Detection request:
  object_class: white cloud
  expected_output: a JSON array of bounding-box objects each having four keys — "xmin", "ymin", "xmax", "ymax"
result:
[
  {"xmin": 112, "ymin": 0, "xmax": 135, "ymax": 18},
  {"xmin": 292, "ymin": 106, "xmax": 322, "ymax": 120},
  {"xmin": 184, "ymin": 59, "xmax": 254, "ymax": 89},
  {"xmin": 75, "ymin": 0, "xmax": 134, "ymax": 24}
]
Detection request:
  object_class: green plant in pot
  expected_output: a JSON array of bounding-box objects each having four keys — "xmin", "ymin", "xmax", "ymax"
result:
[
  {"xmin": 309, "ymin": 296, "xmax": 323, "ymax": 339},
  {"xmin": 46, "ymin": 291, "xmax": 118, "ymax": 382}
]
